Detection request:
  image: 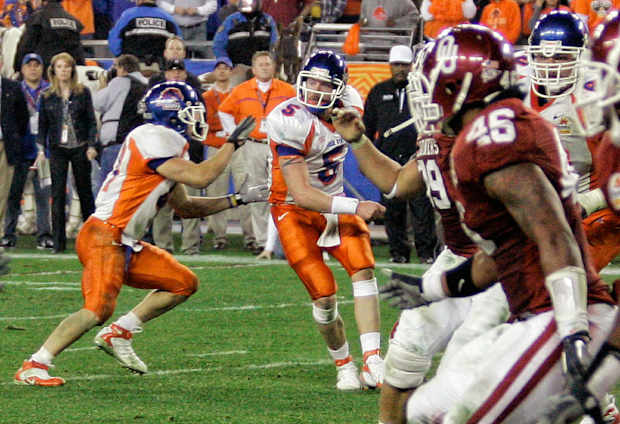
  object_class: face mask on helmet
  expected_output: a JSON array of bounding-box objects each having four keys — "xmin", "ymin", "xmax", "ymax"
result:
[
  {"xmin": 407, "ymin": 43, "xmax": 441, "ymax": 135},
  {"xmin": 139, "ymin": 82, "xmax": 208, "ymax": 142},
  {"xmin": 528, "ymin": 11, "xmax": 588, "ymax": 98},
  {"xmin": 296, "ymin": 51, "xmax": 347, "ymax": 114}
]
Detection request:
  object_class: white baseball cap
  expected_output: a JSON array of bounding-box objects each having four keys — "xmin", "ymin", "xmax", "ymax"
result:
[{"xmin": 389, "ymin": 45, "xmax": 413, "ymax": 64}]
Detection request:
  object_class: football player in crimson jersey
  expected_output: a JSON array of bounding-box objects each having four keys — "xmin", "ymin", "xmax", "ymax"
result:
[
  {"xmin": 265, "ymin": 50, "xmax": 386, "ymax": 391},
  {"xmin": 14, "ymin": 81, "xmax": 266, "ymax": 386},
  {"xmin": 329, "ymin": 43, "xmax": 509, "ymax": 423},
  {"xmin": 333, "ymin": 25, "xmax": 616, "ymax": 423},
  {"xmin": 526, "ymin": 11, "xmax": 620, "ymax": 273}
]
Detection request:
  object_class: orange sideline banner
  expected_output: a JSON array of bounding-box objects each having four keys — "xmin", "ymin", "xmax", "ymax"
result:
[{"xmin": 347, "ymin": 63, "xmax": 391, "ymax": 101}]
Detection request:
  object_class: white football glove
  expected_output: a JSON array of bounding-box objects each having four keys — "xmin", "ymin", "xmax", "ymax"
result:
[
  {"xmin": 379, "ymin": 268, "xmax": 431, "ymax": 309},
  {"xmin": 235, "ymin": 174, "xmax": 269, "ymax": 204}
]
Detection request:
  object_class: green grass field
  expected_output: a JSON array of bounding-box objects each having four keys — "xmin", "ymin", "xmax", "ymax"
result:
[{"xmin": 0, "ymin": 234, "xmax": 618, "ymax": 424}]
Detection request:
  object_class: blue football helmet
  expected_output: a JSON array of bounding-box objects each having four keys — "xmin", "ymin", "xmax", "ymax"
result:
[
  {"xmin": 139, "ymin": 81, "xmax": 207, "ymax": 141},
  {"xmin": 528, "ymin": 10, "xmax": 588, "ymax": 98},
  {"xmin": 297, "ymin": 50, "xmax": 347, "ymax": 114}
]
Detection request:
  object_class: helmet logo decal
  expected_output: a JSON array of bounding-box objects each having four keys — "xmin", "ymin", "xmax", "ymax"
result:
[
  {"xmin": 159, "ymin": 87, "xmax": 184, "ymax": 110},
  {"xmin": 436, "ymin": 36, "xmax": 458, "ymax": 75}
]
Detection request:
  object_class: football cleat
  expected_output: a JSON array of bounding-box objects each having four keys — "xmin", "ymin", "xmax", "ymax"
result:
[
  {"xmin": 360, "ymin": 349, "xmax": 384, "ymax": 389},
  {"xmin": 14, "ymin": 360, "xmax": 65, "ymax": 386},
  {"xmin": 335, "ymin": 356, "xmax": 363, "ymax": 391},
  {"xmin": 94, "ymin": 323, "xmax": 147, "ymax": 374}
]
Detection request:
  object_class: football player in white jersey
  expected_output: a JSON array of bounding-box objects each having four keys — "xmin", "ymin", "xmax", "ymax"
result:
[
  {"xmin": 265, "ymin": 50, "xmax": 386, "ymax": 391},
  {"xmin": 526, "ymin": 10, "xmax": 620, "ymax": 272},
  {"xmin": 14, "ymin": 81, "xmax": 266, "ymax": 386}
]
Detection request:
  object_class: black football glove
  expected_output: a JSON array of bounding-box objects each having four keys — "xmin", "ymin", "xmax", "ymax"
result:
[{"xmin": 226, "ymin": 116, "xmax": 256, "ymax": 150}]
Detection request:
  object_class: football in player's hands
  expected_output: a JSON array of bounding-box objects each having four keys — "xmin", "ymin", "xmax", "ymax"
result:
[
  {"xmin": 379, "ymin": 268, "xmax": 429, "ymax": 309},
  {"xmin": 227, "ymin": 116, "xmax": 256, "ymax": 150}
]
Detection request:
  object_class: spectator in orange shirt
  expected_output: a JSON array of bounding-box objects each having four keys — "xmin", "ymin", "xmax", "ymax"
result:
[
  {"xmin": 527, "ymin": 0, "xmax": 571, "ymax": 32},
  {"xmin": 421, "ymin": 0, "xmax": 477, "ymax": 38},
  {"xmin": 479, "ymin": 0, "xmax": 522, "ymax": 43},
  {"xmin": 201, "ymin": 56, "xmax": 245, "ymax": 250},
  {"xmin": 218, "ymin": 51, "xmax": 296, "ymax": 254}
]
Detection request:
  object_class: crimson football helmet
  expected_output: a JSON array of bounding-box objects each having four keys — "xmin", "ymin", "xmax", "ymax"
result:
[{"xmin": 413, "ymin": 24, "xmax": 514, "ymax": 125}]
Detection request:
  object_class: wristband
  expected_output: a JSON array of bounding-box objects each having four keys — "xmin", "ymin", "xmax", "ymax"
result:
[
  {"xmin": 227, "ymin": 195, "xmax": 238, "ymax": 208},
  {"xmin": 444, "ymin": 257, "xmax": 483, "ymax": 297},
  {"xmin": 384, "ymin": 181, "xmax": 399, "ymax": 199},
  {"xmin": 330, "ymin": 196, "xmax": 359, "ymax": 214}
]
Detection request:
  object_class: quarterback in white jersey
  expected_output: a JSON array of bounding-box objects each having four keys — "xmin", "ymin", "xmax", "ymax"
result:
[
  {"xmin": 14, "ymin": 81, "xmax": 264, "ymax": 386},
  {"xmin": 266, "ymin": 50, "xmax": 386, "ymax": 391}
]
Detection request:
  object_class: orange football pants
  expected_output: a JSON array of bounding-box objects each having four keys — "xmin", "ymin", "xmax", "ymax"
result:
[
  {"xmin": 75, "ymin": 217, "xmax": 198, "ymax": 321},
  {"xmin": 583, "ymin": 208, "xmax": 620, "ymax": 272},
  {"xmin": 271, "ymin": 204, "xmax": 375, "ymax": 300}
]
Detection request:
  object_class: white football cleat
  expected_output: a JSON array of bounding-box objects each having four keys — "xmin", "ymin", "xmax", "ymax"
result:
[
  {"xmin": 360, "ymin": 349, "xmax": 384, "ymax": 389},
  {"xmin": 14, "ymin": 360, "xmax": 65, "ymax": 386},
  {"xmin": 335, "ymin": 357, "xmax": 362, "ymax": 391},
  {"xmin": 95, "ymin": 323, "xmax": 147, "ymax": 374}
]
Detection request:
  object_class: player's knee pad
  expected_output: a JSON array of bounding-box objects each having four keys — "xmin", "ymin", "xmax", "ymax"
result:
[
  {"xmin": 352, "ymin": 278, "xmax": 378, "ymax": 297},
  {"xmin": 384, "ymin": 342, "xmax": 431, "ymax": 390},
  {"xmin": 312, "ymin": 302, "xmax": 339, "ymax": 325}
]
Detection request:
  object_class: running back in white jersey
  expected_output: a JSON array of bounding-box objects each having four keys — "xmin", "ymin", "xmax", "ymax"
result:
[{"xmin": 94, "ymin": 123, "xmax": 189, "ymax": 246}]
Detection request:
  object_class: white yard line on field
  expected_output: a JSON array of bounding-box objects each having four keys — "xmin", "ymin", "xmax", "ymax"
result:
[
  {"xmin": 3, "ymin": 359, "xmax": 334, "ymax": 385},
  {"xmin": 0, "ymin": 299, "xmax": 353, "ymax": 321},
  {"xmin": 186, "ymin": 350, "xmax": 248, "ymax": 357}
]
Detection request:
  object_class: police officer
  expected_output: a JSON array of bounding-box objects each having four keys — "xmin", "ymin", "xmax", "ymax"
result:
[
  {"xmin": 108, "ymin": 0, "xmax": 181, "ymax": 68},
  {"xmin": 213, "ymin": 0, "xmax": 279, "ymax": 66}
]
